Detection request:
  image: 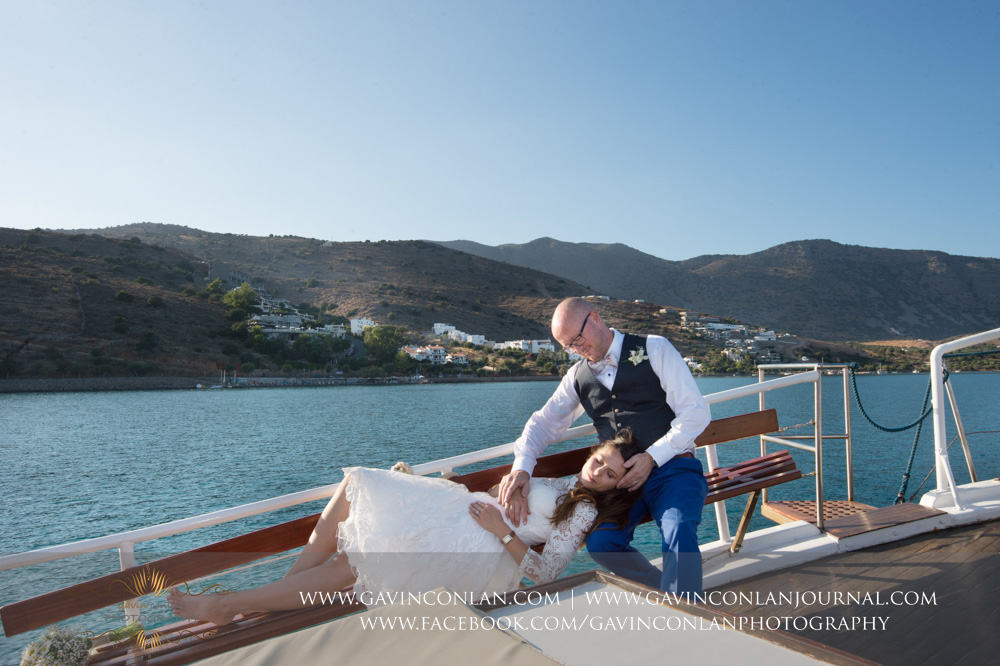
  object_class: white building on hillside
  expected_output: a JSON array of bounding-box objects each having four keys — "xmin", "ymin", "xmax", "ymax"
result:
[
  {"xmin": 500, "ymin": 339, "xmax": 555, "ymax": 354},
  {"xmin": 402, "ymin": 346, "xmax": 429, "ymax": 362},
  {"xmin": 534, "ymin": 340, "xmax": 555, "ymax": 353},
  {"xmin": 306, "ymin": 324, "xmax": 347, "ymax": 337},
  {"xmin": 251, "ymin": 313, "xmax": 304, "ymax": 328},
  {"xmin": 424, "ymin": 346, "xmax": 447, "ymax": 364},
  {"xmin": 433, "ymin": 324, "xmax": 487, "ymax": 347},
  {"xmin": 684, "ymin": 357, "xmax": 703, "ymax": 371},
  {"xmin": 723, "ymin": 348, "xmax": 744, "ymax": 362},
  {"xmin": 402, "ymin": 345, "xmax": 448, "ymax": 365},
  {"xmin": 350, "ymin": 317, "xmax": 376, "ymax": 335}
]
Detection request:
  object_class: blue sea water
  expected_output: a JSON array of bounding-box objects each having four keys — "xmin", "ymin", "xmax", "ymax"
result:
[{"xmin": 1, "ymin": 374, "xmax": 998, "ymax": 662}]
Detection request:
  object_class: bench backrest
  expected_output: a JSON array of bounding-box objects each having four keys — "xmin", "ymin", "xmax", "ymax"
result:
[{"xmin": 451, "ymin": 408, "xmax": 779, "ymax": 491}]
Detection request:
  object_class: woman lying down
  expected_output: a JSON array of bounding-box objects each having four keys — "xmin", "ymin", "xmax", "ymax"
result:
[{"xmin": 168, "ymin": 430, "xmax": 643, "ymax": 623}]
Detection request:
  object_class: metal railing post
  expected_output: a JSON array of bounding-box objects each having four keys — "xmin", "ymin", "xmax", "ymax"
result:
[
  {"xmin": 704, "ymin": 443, "xmax": 731, "ymax": 544},
  {"xmin": 814, "ymin": 371, "xmax": 824, "ymax": 530},
  {"xmin": 842, "ymin": 367, "xmax": 854, "ymax": 502},
  {"xmin": 944, "ymin": 377, "xmax": 977, "ymax": 483},
  {"xmin": 119, "ymin": 541, "xmax": 136, "ymax": 570},
  {"xmin": 758, "ymin": 366, "xmax": 767, "ymax": 504}
]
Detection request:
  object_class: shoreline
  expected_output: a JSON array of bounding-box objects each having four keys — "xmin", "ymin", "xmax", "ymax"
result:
[
  {"xmin": 2, "ymin": 371, "xmax": 983, "ymax": 395},
  {"xmin": 0, "ymin": 374, "xmax": 562, "ymax": 394}
]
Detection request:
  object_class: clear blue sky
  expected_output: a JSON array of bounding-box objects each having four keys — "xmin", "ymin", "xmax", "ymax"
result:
[{"xmin": 2, "ymin": 1, "xmax": 997, "ymax": 261}]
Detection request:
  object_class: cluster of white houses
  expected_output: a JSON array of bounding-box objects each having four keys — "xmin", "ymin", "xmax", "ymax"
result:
[
  {"xmin": 431, "ymin": 323, "xmax": 571, "ymax": 355},
  {"xmin": 249, "ymin": 304, "xmax": 346, "ymax": 339},
  {"xmin": 401, "ymin": 345, "xmax": 466, "ymax": 365},
  {"xmin": 679, "ymin": 312, "xmax": 790, "ymax": 365},
  {"xmin": 246, "ymin": 304, "xmax": 375, "ymax": 342},
  {"xmin": 398, "ymin": 324, "xmax": 565, "ymax": 366},
  {"xmin": 232, "ymin": 270, "xmax": 790, "ymax": 370}
]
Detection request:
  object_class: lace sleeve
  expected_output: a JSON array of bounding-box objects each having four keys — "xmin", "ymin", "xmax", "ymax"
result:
[{"xmin": 517, "ymin": 498, "xmax": 598, "ymax": 585}]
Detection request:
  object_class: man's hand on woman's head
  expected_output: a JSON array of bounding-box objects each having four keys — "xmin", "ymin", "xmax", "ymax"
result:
[
  {"xmin": 498, "ymin": 470, "xmax": 531, "ymax": 526},
  {"xmin": 617, "ymin": 451, "xmax": 655, "ymax": 492}
]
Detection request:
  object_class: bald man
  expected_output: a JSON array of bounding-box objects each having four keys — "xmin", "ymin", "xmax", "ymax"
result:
[{"xmin": 498, "ymin": 297, "xmax": 711, "ymax": 595}]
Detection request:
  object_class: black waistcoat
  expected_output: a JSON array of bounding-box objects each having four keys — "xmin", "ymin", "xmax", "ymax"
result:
[{"xmin": 573, "ymin": 333, "xmax": 676, "ymax": 451}]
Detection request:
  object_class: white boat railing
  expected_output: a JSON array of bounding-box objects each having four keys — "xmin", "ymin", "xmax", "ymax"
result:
[
  {"xmin": 928, "ymin": 326, "xmax": 1000, "ymax": 510},
  {"xmin": 0, "ymin": 373, "xmax": 824, "ymax": 577}
]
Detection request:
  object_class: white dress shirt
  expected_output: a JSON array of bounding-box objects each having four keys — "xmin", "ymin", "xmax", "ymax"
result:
[{"xmin": 512, "ymin": 330, "xmax": 711, "ymax": 476}]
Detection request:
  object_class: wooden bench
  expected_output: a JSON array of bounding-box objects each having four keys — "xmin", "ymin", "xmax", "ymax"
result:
[{"xmin": 2, "ymin": 409, "xmax": 797, "ymax": 665}]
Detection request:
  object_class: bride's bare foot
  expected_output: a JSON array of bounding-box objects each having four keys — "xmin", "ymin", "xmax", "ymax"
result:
[{"xmin": 167, "ymin": 587, "xmax": 236, "ymax": 626}]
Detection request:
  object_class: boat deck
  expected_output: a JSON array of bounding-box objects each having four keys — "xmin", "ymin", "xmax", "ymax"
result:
[{"xmin": 710, "ymin": 517, "xmax": 1000, "ymax": 665}]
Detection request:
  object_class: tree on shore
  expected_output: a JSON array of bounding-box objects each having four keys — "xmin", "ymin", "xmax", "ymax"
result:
[
  {"xmin": 363, "ymin": 325, "xmax": 408, "ymax": 365},
  {"xmin": 222, "ymin": 282, "xmax": 260, "ymax": 311},
  {"xmin": 394, "ymin": 350, "xmax": 414, "ymax": 374}
]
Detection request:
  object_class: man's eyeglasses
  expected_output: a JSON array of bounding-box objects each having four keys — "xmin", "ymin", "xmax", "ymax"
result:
[{"xmin": 563, "ymin": 312, "xmax": 591, "ymax": 352}]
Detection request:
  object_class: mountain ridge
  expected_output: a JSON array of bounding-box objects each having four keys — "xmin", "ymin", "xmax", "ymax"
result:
[
  {"xmin": 6, "ymin": 223, "xmax": 995, "ymax": 379},
  {"xmin": 433, "ymin": 237, "xmax": 1000, "ymax": 341}
]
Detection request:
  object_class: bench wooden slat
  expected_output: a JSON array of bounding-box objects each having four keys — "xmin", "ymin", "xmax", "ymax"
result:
[
  {"xmin": 709, "ymin": 468, "xmax": 803, "ymax": 504},
  {"xmin": 90, "ymin": 617, "xmax": 220, "ymax": 666},
  {"xmin": 695, "ymin": 409, "xmax": 778, "ymax": 447},
  {"xmin": 705, "ymin": 448, "xmax": 792, "ymax": 479},
  {"xmin": 707, "ymin": 452, "xmax": 797, "ymax": 486},
  {"xmin": 707, "ymin": 451, "xmax": 800, "ymax": 498},
  {"xmin": 89, "ymin": 598, "xmax": 363, "ymax": 666}
]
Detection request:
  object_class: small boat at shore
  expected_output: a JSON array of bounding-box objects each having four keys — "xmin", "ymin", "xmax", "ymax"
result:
[{"xmin": 2, "ymin": 327, "xmax": 999, "ymax": 665}]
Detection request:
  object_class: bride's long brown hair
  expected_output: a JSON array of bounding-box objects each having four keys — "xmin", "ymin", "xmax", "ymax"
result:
[{"xmin": 550, "ymin": 428, "xmax": 646, "ymax": 537}]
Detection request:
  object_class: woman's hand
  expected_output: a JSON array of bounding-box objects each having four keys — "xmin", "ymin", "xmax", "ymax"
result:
[{"xmin": 469, "ymin": 501, "xmax": 509, "ymax": 538}]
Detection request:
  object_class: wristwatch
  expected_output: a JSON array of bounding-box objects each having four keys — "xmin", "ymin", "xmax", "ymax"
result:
[{"xmin": 500, "ymin": 530, "xmax": 516, "ymax": 546}]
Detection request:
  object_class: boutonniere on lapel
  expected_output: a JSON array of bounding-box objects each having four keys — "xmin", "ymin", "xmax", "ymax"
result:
[{"xmin": 628, "ymin": 346, "xmax": 650, "ymax": 366}]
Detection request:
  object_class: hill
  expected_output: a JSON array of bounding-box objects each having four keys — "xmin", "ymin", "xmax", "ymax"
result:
[
  {"xmin": 63, "ymin": 223, "xmax": 588, "ymax": 341},
  {"xmin": 0, "ymin": 228, "xmax": 239, "ymax": 378},
  {"xmin": 3, "ymin": 224, "xmax": 748, "ymax": 379},
  {"xmin": 1, "ymin": 226, "xmax": 607, "ymax": 379},
  {"xmin": 22, "ymin": 223, "xmax": 991, "ymax": 380},
  {"xmin": 434, "ymin": 238, "xmax": 1000, "ymax": 341}
]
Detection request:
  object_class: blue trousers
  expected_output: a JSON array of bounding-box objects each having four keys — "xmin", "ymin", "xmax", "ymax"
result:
[{"xmin": 585, "ymin": 456, "xmax": 708, "ymax": 595}]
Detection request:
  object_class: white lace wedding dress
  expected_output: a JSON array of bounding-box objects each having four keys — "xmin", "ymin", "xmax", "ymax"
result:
[{"xmin": 336, "ymin": 467, "xmax": 597, "ymax": 602}]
